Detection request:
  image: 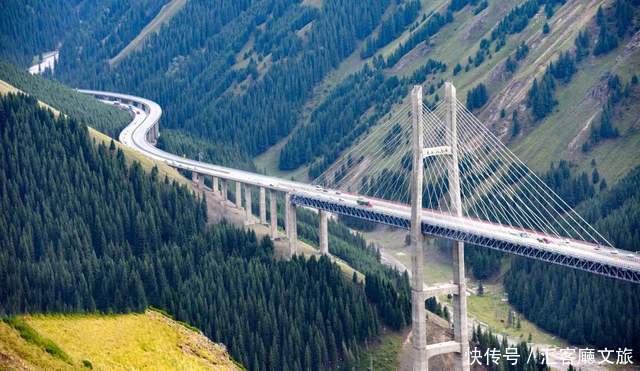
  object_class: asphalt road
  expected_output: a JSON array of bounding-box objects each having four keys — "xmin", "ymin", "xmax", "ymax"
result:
[{"xmin": 78, "ymin": 89, "xmax": 640, "ymax": 281}]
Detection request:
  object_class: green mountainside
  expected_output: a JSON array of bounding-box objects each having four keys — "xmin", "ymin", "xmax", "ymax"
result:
[
  {"xmin": 0, "ymin": 91, "xmax": 385, "ymax": 370},
  {"xmin": 26, "ymin": 0, "xmax": 635, "ymax": 186},
  {"xmin": 0, "ymin": 69, "xmax": 418, "ymax": 369},
  {"xmin": 1, "ymin": 0, "xmax": 640, "ymax": 365}
]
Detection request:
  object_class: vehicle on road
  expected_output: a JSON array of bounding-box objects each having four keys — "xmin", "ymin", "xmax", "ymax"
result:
[{"xmin": 357, "ymin": 199, "xmax": 372, "ymax": 207}]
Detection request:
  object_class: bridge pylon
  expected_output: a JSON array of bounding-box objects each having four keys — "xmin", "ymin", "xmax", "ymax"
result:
[
  {"xmin": 410, "ymin": 85, "xmax": 428, "ymax": 370},
  {"xmin": 410, "ymin": 83, "xmax": 469, "ymax": 371},
  {"xmin": 445, "ymin": 82, "xmax": 470, "ymax": 371}
]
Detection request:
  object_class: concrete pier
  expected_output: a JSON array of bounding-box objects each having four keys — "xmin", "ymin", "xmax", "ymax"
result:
[
  {"xmin": 245, "ymin": 185, "xmax": 252, "ymax": 222},
  {"xmin": 191, "ymin": 171, "xmax": 199, "ymax": 187},
  {"xmin": 235, "ymin": 182, "xmax": 242, "ymax": 209},
  {"xmin": 319, "ymin": 210, "xmax": 329, "ymax": 255},
  {"xmin": 259, "ymin": 187, "xmax": 267, "ymax": 224},
  {"xmin": 213, "ymin": 177, "xmax": 219, "ymax": 195},
  {"xmin": 221, "ymin": 180, "xmax": 228, "ymax": 201},
  {"xmin": 285, "ymin": 193, "xmax": 297, "ymax": 257},
  {"xmin": 270, "ymin": 190, "xmax": 278, "ymax": 239}
]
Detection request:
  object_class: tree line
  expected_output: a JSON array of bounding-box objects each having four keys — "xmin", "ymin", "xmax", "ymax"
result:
[
  {"xmin": 0, "ymin": 61, "xmax": 130, "ymax": 138},
  {"xmin": 526, "ymin": 0, "xmax": 636, "ymax": 125},
  {"xmin": 294, "ymin": 206, "xmax": 412, "ymax": 331}
]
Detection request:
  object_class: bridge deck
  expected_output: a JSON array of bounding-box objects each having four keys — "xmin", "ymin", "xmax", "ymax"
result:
[{"xmin": 78, "ymin": 89, "xmax": 640, "ymax": 284}]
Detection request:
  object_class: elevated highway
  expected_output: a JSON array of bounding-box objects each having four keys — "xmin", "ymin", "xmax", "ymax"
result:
[{"xmin": 78, "ymin": 89, "xmax": 640, "ymax": 284}]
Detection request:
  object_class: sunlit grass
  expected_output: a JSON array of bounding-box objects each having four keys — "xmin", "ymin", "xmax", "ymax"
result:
[
  {"xmin": 22, "ymin": 310, "xmax": 240, "ymax": 370},
  {"xmin": 358, "ymin": 330, "xmax": 404, "ymax": 370},
  {"xmin": 0, "ymin": 320, "xmax": 73, "ymax": 370},
  {"xmin": 464, "ymin": 286, "xmax": 565, "ymax": 347}
]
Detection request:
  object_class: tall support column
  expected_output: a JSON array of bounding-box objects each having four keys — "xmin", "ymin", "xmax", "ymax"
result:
[
  {"xmin": 198, "ymin": 172, "xmax": 204, "ymax": 189},
  {"xmin": 319, "ymin": 210, "xmax": 329, "ymax": 255},
  {"xmin": 213, "ymin": 177, "xmax": 219, "ymax": 195},
  {"xmin": 445, "ymin": 82, "xmax": 470, "ymax": 371},
  {"xmin": 259, "ymin": 187, "xmax": 267, "ymax": 224},
  {"xmin": 235, "ymin": 182, "xmax": 242, "ymax": 209},
  {"xmin": 410, "ymin": 85, "xmax": 428, "ymax": 371},
  {"xmin": 192, "ymin": 171, "xmax": 199, "ymax": 188},
  {"xmin": 269, "ymin": 190, "xmax": 278, "ymax": 239},
  {"xmin": 284, "ymin": 193, "xmax": 290, "ymax": 238},
  {"xmin": 245, "ymin": 185, "xmax": 253, "ymax": 222},
  {"xmin": 285, "ymin": 193, "xmax": 297, "ymax": 257},
  {"xmin": 221, "ymin": 180, "xmax": 228, "ymax": 202}
]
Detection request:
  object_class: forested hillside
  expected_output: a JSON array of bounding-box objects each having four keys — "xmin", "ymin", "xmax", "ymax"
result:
[
  {"xmin": 0, "ymin": 93, "xmax": 393, "ymax": 370},
  {"xmin": 53, "ymin": 0, "xmax": 392, "ymax": 169},
  {"xmin": 0, "ymin": 0, "xmax": 168, "ymax": 67},
  {"xmin": 504, "ymin": 163, "xmax": 640, "ymax": 354},
  {"xmin": 2, "ymin": 0, "xmax": 639, "ymax": 361},
  {"xmin": 6, "ymin": 0, "xmax": 637, "ymax": 181},
  {"xmin": 0, "ymin": 0, "xmax": 79, "ymax": 66}
]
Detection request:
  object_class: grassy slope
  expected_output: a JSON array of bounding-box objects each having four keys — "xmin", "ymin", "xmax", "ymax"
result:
[
  {"xmin": 254, "ymin": 0, "xmax": 404, "ymax": 180},
  {"xmin": 357, "ymin": 330, "xmax": 405, "ymax": 370},
  {"xmin": 109, "ymin": 0, "xmax": 188, "ymax": 66},
  {"xmin": 0, "ymin": 310, "xmax": 240, "ymax": 370},
  {"xmin": 0, "ymin": 319, "xmax": 73, "ymax": 370},
  {"xmin": 270, "ymin": 0, "xmax": 638, "ymax": 185}
]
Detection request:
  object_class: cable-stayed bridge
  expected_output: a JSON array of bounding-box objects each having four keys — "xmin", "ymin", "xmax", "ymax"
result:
[{"xmin": 80, "ymin": 84, "xmax": 640, "ymax": 371}]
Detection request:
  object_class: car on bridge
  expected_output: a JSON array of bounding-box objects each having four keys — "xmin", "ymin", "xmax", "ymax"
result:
[{"xmin": 357, "ymin": 199, "xmax": 372, "ymax": 207}]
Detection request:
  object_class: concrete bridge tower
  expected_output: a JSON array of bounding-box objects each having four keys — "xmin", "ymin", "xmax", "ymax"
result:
[{"xmin": 411, "ymin": 83, "xmax": 469, "ymax": 370}]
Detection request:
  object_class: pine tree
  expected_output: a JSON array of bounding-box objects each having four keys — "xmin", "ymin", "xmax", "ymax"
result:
[
  {"xmin": 592, "ymin": 168, "xmax": 600, "ymax": 184},
  {"xmin": 594, "ymin": 6, "xmax": 619, "ymax": 55}
]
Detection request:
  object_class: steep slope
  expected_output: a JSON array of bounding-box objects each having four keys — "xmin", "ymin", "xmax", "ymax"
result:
[
  {"xmin": 3, "ymin": 0, "xmax": 637, "ymax": 182},
  {"xmin": 283, "ymin": 0, "xmax": 640, "ymax": 184},
  {"xmin": 1, "ymin": 310, "xmax": 240, "ymax": 370},
  {"xmin": 3, "ymin": 0, "xmax": 638, "ymax": 362},
  {"xmin": 51, "ymin": 0, "xmax": 391, "ymax": 169},
  {"xmin": 0, "ymin": 0, "xmax": 170, "ymax": 68},
  {"xmin": 109, "ymin": 0, "xmax": 188, "ymax": 66},
  {"xmin": 0, "ymin": 61, "xmax": 186, "ymax": 184},
  {"xmin": 0, "ymin": 90, "xmax": 388, "ymax": 370}
]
